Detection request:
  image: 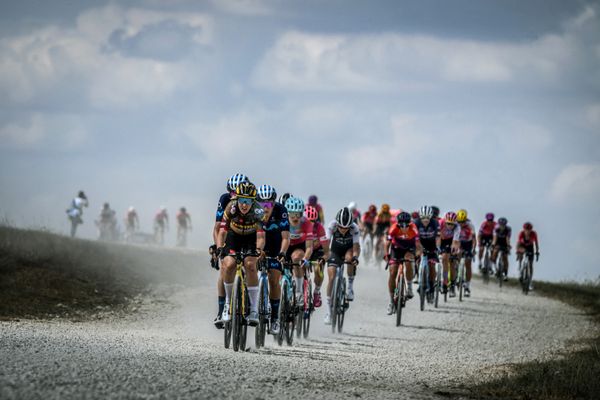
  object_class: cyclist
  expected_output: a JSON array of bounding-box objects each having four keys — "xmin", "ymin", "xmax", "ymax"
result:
[
  {"xmin": 217, "ymin": 182, "xmax": 265, "ymax": 326},
  {"xmin": 440, "ymin": 211, "xmax": 461, "ymax": 296},
  {"xmin": 324, "ymin": 207, "xmax": 360, "ymax": 324},
  {"xmin": 411, "ymin": 211, "xmax": 420, "ymax": 225},
  {"xmin": 385, "ymin": 211, "xmax": 418, "ymax": 314},
  {"xmin": 516, "ymin": 222, "xmax": 540, "ymax": 290},
  {"xmin": 491, "ymin": 217, "xmax": 512, "ymax": 281},
  {"xmin": 97, "ymin": 202, "xmax": 117, "ymax": 240},
  {"xmin": 211, "ymin": 173, "xmax": 249, "ymax": 328},
  {"xmin": 307, "ymin": 195, "xmax": 325, "ymax": 223},
  {"xmin": 477, "ymin": 213, "xmax": 496, "ymax": 270},
  {"xmin": 124, "ymin": 206, "xmax": 139, "ymax": 240},
  {"xmin": 362, "ymin": 205, "xmax": 377, "ymax": 240},
  {"xmin": 456, "ymin": 209, "xmax": 476, "ymax": 297},
  {"xmin": 154, "ymin": 206, "xmax": 169, "ymax": 245},
  {"xmin": 431, "ymin": 206, "xmax": 441, "ymax": 222},
  {"xmin": 414, "ymin": 206, "xmax": 441, "ymax": 301},
  {"xmin": 176, "ymin": 207, "xmax": 192, "ymax": 247},
  {"xmin": 66, "ymin": 190, "xmax": 88, "ymax": 237},
  {"xmin": 285, "ymin": 197, "xmax": 314, "ymax": 307},
  {"xmin": 305, "ymin": 205, "xmax": 330, "ymax": 308},
  {"xmin": 348, "ymin": 202, "xmax": 361, "ymax": 226},
  {"xmin": 279, "ymin": 192, "xmax": 293, "ymax": 205},
  {"xmin": 257, "ymin": 184, "xmax": 290, "ymax": 335},
  {"xmin": 374, "ymin": 204, "xmax": 392, "ymax": 258}
]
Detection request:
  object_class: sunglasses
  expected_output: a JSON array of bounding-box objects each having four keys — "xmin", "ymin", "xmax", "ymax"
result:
[
  {"xmin": 259, "ymin": 201, "xmax": 274, "ymax": 209},
  {"xmin": 398, "ymin": 223, "xmax": 409, "ymax": 228},
  {"xmin": 289, "ymin": 212, "xmax": 302, "ymax": 219},
  {"xmin": 238, "ymin": 197, "xmax": 253, "ymax": 206}
]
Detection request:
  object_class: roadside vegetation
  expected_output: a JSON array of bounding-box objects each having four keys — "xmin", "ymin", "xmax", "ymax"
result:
[
  {"xmin": 461, "ymin": 277, "xmax": 600, "ymax": 399},
  {"xmin": 0, "ymin": 225, "xmax": 203, "ymax": 320}
]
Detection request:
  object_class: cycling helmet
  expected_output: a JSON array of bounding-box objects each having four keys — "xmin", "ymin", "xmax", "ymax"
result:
[
  {"xmin": 336, "ymin": 207, "xmax": 353, "ymax": 228},
  {"xmin": 227, "ymin": 173, "xmax": 249, "ymax": 192},
  {"xmin": 485, "ymin": 212, "xmax": 494, "ymax": 221},
  {"xmin": 128, "ymin": 206, "xmax": 135, "ymax": 212},
  {"xmin": 456, "ymin": 209, "xmax": 468, "ymax": 223},
  {"xmin": 308, "ymin": 195, "xmax": 318, "ymax": 205},
  {"xmin": 431, "ymin": 206, "xmax": 440, "ymax": 219},
  {"xmin": 397, "ymin": 211, "xmax": 411, "ymax": 226},
  {"xmin": 348, "ymin": 201, "xmax": 357, "ymax": 211},
  {"xmin": 368, "ymin": 204, "xmax": 377, "ymax": 213},
  {"xmin": 305, "ymin": 205, "xmax": 318, "ymax": 221},
  {"xmin": 279, "ymin": 192, "xmax": 292, "ymax": 205},
  {"xmin": 180, "ymin": 207, "xmax": 186, "ymax": 212},
  {"xmin": 235, "ymin": 182, "xmax": 257, "ymax": 199},
  {"xmin": 419, "ymin": 205, "xmax": 434, "ymax": 219},
  {"xmin": 381, "ymin": 204, "xmax": 390, "ymax": 213},
  {"xmin": 498, "ymin": 217, "xmax": 508, "ymax": 226},
  {"xmin": 78, "ymin": 190, "xmax": 87, "ymax": 199},
  {"xmin": 103, "ymin": 202, "xmax": 109, "ymax": 209},
  {"xmin": 285, "ymin": 197, "xmax": 305, "ymax": 213},
  {"xmin": 257, "ymin": 184, "xmax": 277, "ymax": 201},
  {"xmin": 411, "ymin": 211, "xmax": 419, "ymax": 220},
  {"xmin": 160, "ymin": 205, "xmax": 167, "ymax": 211},
  {"xmin": 523, "ymin": 222, "xmax": 533, "ymax": 230},
  {"xmin": 445, "ymin": 211, "xmax": 457, "ymax": 223}
]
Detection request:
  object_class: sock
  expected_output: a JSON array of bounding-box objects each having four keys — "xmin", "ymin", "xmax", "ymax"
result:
[
  {"xmin": 348, "ymin": 276, "xmax": 354, "ymax": 290},
  {"xmin": 389, "ymin": 292, "xmax": 394, "ymax": 303},
  {"xmin": 314, "ymin": 285, "xmax": 321, "ymax": 293},
  {"xmin": 326, "ymin": 297, "xmax": 331, "ymax": 307},
  {"xmin": 224, "ymin": 282, "xmax": 233, "ymax": 304},
  {"xmin": 248, "ymin": 286, "xmax": 259, "ymax": 312},
  {"xmin": 295, "ymin": 277, "xmax": 303, "ymax": 292},
  {"xmin": 270, "ymin": 299, "xmax": 280, "ymax": 321},
  {"xmin": 218, "ymin": 296, "xmax": 225, "ymax": 315}
]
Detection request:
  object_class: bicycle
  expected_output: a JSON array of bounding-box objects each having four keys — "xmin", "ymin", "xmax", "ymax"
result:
[
  {"xmin": 444, "ymin": 253, "xmax": 459, "ymax": 302},
  {"xmin": 295, "ymin": 260, "xmax": 315, "ymax": 339},
  {"xmin": 434, "ymin": 256, "xmax": 442, "ymax": 308},
  {"xmin": 386, "ymin": 255, "xmax": 410, "ymax": 327},
  {"xmin": 457, "ymin": 252, "xmax": 467, "ymax": 302},
  {"xmin": 374, "ymin": 235, "xmax": 385, "ymax": 267},
  {"xmin": 255, "ymin": 257, "xmax": 275, "ymax": 349},
  {"xmin": 481, "ymin": 243, "xmax": 492, "ymax": 284},
  {"xmin": 496, "ymin": 247, "xmax": 509, "ymax": 288},
  {"xmin": 519, "ymin": 250, "xmax": 535, "ymax": 295},
  {"xmin": 276, "ymin": 261, "xmax": 297, "ymax": 346},
  {"xmin": 417, "ymin": 251, "xmax": 437, "ymax": 311},
  {"xmin": 223, "ymin": 249, "xmax": 257, "ymax": 352},
  {"xmin": 362, "ymin": 233, "xmax": 373, "ymax": 264},
  {"xmin": 330, "ymin": 260, "xmax": 351, "ymax": 333}
]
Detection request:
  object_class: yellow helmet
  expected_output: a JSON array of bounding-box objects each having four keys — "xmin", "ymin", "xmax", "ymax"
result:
[
  {"xmin": 456, "ymin": 209, "xmax": 468, "ymax": 223},
  {"xmin": 381, "ymin": 203, "xmax": 390, "ymax": 213}
]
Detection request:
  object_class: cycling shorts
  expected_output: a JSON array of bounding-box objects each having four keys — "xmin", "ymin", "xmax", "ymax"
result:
[
  {"xmin": 517, "ymin": 244, "xmax": 534, "ymax": 255},
  {"xmin": 479, "ymin": 235, "xmax": 493, "ymax": 247},
  {"xmin": 223, "ymin": 231, "xmax": 257, "ymax": 257},
  {"xmin": 422, "ymin": 249, "xmax": 439, "ymax": 263},
  {"xmin": 286, "ymin": 241, "xmax": 306, "ymax": 258},
  {"xmin": 375, "ymin": 223, "xmax": 389, "ymax": 236},
  {"xmin": 328, "ymin": 247, "xmax": 353, "ymax": 267},
  {"xmin": 266, "ymin": 257, "xmax": 282, "ymax": 272},
  {"xmin": 494, "ymin": 240, "xmax": 510, "ymax": 252},
  {"xmin": 310, "ymin": 247, "xmax": 325, "ymax": 262},
  {"xmin": 440, "ymin": 238, "xmax": 453, "ymax": 254},
  {"xmin": 363, "ymin": 222, "xmax": 373, "ymax": 233},
  {"xmin": 460, "ymin": 240, "xmax": 474, "ymax": 258},
  {"xmin": 391, "ymin": 245, "xmax": 416, "ymax": 263}
]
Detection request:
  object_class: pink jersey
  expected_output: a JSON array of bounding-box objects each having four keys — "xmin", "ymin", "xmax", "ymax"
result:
[
  {"xmin": 479, "ymin": 220, "xmax": 496, "ymax": 236},
  {"xmin": 312, "ymin": 221, "xmax": 328, "ymax": 249},
  {"xmin": 289, "ymin": 218, "xmax": 315, "ymax": 246},
  {"xmin": 458, "ymin": 220, "xmax": 476, "ymax": 242},
  {"xmin": 440, "ymin": 220, "xmax": 461, "ymax": 241}
]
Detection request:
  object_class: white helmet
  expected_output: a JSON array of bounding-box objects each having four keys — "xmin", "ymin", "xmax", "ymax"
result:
[
  {"xmin": 336, "ymin": 207, "xmax": 353, "ymax": 228},
  {"xmin": 419, "ymin": 205, "xmax": 434, "ymax": 219},
  {"xmin": 348, "ymin": 201, "xmax": 357, "ymax": 211},
  {"xmin": 128, "ymin": 206, "xmax": 135, "ymax": 212}
]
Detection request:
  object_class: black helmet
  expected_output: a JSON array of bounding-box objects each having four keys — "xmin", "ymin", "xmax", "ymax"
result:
[
  {"xmin": 397, "ymin": 211, "xmax": 411, "ymax": 226},
  {"xmin": 103, "ymin": 202, "xmax": 109, "ymax": 209},
  {"xmin": 431, "ymin": 206, "xmax": 440, "ymax": 218},
  {"xmin": 180, "ymin": 207, "xmax": 186, "ymax": 212},
  {"xmin": 78, "ymin": 191, "xmax": 87, "ymax": 199},
  {"xmin": 279, "ymin": 192, "xmax": 292, "ymax": 205},
  {"xmin": 235, "ymin": 182, "xmax": 257, "ymax": 198},
  {"xmin": 498, "ymin": 217, "xmax": 508, "ymax": 226},
  {"xmin": 336, "ymin": 207, "xmax": 353, "ymax": 228}
]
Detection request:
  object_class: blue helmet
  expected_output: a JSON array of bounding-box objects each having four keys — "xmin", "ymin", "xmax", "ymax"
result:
[
  {"xmin": 285, "ymin": 197, "xmax": 305, "ymax": 213},
  {"xmin": 257, "ymin": 184, "xmax": 277, "ymax": 201},
  {"xmin": 227, "ymin": 173, "xmax": 249, "ymax": 192}
]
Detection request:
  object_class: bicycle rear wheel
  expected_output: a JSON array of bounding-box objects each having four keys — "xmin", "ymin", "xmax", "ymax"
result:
[{"xmin": 232, "ymin": 275, "xmax": 243, "ymax": 352}]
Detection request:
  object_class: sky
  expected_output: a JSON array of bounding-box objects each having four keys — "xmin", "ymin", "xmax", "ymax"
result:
[{"xmin": 1, "ymin": 0, "xmax": 599, "ymax": 281}]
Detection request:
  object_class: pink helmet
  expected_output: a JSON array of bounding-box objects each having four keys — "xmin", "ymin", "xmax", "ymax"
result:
[
  {"xmin": 445, "ymin": 211, "xmax": 457, "ymax": 223},
  {"xmin": 304, "ymin": 205, "xmax": 318, "ymax": 222}
]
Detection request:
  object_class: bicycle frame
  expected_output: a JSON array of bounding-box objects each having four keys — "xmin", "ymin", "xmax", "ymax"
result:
[
  {"xmin": 224, "ymin": 250, "xmax": 254, "ymax": 352},
  {"xmin": 330, "ymin": 261, "xmax": 349, "ymax": 334}
]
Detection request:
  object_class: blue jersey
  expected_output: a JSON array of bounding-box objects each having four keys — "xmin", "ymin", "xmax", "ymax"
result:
[
  {"xmin": 262, "ymin": 202, "xmax": 289, "ymax": 257},
  {"xmin": 216, "ymin": 193, "xmax": 231, "ymax": 222},
  {"xmin": 415, "ymin": 218, "xmax": 440, "ymax": 251}
]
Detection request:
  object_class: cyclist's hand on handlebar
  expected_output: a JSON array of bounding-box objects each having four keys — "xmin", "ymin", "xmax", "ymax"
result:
[
  {"xmin": 209, "ymin": 244, "xmax": 217, "ymax": 255},
  {"xmin": 277, "ymin": 251, "xmax": 286, "ymax": 263},
  {"xmin": 301, "ymin": 258, "xmax": 310, "ymax": 268},
  {"xmin": 383, "ymin": 253, "xmax": 389, "ymax": 261},
  {"xmin": 351, "ymin": 256, "xmax": 359, "ymax": 266}
]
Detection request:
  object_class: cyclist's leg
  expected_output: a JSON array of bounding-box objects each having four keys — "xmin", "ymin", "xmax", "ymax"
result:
[
  {"xmin": 244, "ymin": 256, "xmax": 259, "ymax": 312},
  {"xmin": 404, "ymin": 252, "xmax": 415, "ymax": 297},
  {"xmin": 388, "ymin": 261, "xmax": 398, "ymax": 302},
  {"xmin": 477, "ymin": 235, "xmax": 484, "ymax": 266},
  {"xmin": 268, "ymin": 261, "xmax": 282, "ymax": 321},
  {"xmin": 344, "ymin": 248, "xmax": 356, "ymax": 297},
  {"xmin": 291, "ymin": 248, "xmax": 306, "ymax": 302}
]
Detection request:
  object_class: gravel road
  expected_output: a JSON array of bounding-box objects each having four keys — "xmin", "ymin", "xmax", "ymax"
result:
[{"xmin": 1, "ymin": 261, "xmax": 595, "ymax": 400}]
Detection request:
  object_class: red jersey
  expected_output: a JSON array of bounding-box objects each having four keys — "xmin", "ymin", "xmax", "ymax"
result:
[
  {"xmin": 518, "ymin": 230, "xmax": 538, "ymax": 247},
  {"xmin": 387, "ymin": 222, "xmax": 419, "ymax": 249},
  {"xmin": 479, "ymin": 221, "xmax": 496, "ymax": 236},
  {"xmin": 289, "ymin": 218, "xmax": 314, "ymax": 246},
  {"xmin": 362, "ymin": 210, "xmax": 377, "ymax": 224},
  {"xmin": 312, "ymin": 221, "xmax": 328, "ymax": 250}
]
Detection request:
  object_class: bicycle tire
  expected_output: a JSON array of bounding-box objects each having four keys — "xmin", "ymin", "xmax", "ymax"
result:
[
  {"xmin": 483, "ymin": 249, "xmax": 490, "ymax": 284},
  {"xmin": 522, "ymin": 258, "xmax": 530, "ymax": 295},
  {"xmin": 434, "ymin": 263, "xmax": 440, "ymax": 308},
  {"xmin": 458, "ymin": 260, "xmax": 464, "ymax": 302},
  {"xmin": 232, "ymin": 275, "xmax": 242, "ymax": 352},
  {"xmin": 224, "ymin": 321, "xmax": 232, "ymax": 349},
  {"xmin": 396, "ymin": 273, "xmax": 404, "ymax": 327},
  {"xmin": 337, "ymin": 278, "xmax": 346, "ymax": 333},
  {"xmin": 286, "ymin": 282, "xmax": 295, "ymax": 346},
  {"xmin": 419, "ymin": 261, "xmax": 426, "ymax": 311},
  {"xmin": 256, "ymin": 277, "xmax": 268, "ymax": 349},
  {"xmin": 330, "ymin": 275, "xmax": 338, "ymax": 333},
  {"xmin": 303, "ymin": 280, "xmax": 312, "ymax": 339},
  {"xmin": 277, "ymin": 279, "xmax": 287, "ymax": 346},
  {"xmin": 498, "ymin": 253, "xmax": 504, "ymax": 288}
]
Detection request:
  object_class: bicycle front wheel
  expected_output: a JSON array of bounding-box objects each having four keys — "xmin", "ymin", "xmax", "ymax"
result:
[
  {"xmin": 232, "ymin": 275, "xmax": 243, "ymax": 352},
  {"xmin": 396, "ymin": 274, "xmax": 405, "ymax": 327},
  {"xmin": 277, "ymin": 279, "xmax": 287, "ymax": 346},
  {"xmin": 419, "ymin": 264, "xmax": 426, "ymax": 311},
  {"xmin": 434, "ymin": 263, "xmax": 441, "ymax": 308},
  {"xmin": 337, "ymin": 278, "xmax": 346, "ymax": 333},
  {"xmin": 303, "ymin": 280, "xmax": 312, "ymax": 339},
  {"xmin": 256, "ymin": 277, "xmax": 268, "ymax": 349},
  {"xmin": 330, "ymin": 276, "xmax": 339, "ymax": 333},
  {"xmin": 458, "ymin": 261, "xmax": 464, "ymax": 302}
]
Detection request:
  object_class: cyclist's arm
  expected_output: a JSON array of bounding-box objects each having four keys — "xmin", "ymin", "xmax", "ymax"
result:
[
  {"xmin": 212, "ymin": 222, "xmax": 221, "ymax": 244},
  {"xmin": 304, "ymin": 237, "xmax": 313, "ymax": 261},
  {"xmin": 322, "ymin": 240, "xmax": 331, "ymax": 260},
  {"xmin": 256, "ymin": 231, "xmax": 265, "ymax": 252},
  {"xmin": 280, "ymin": 231, "xmax": 290, "ymax": 255}
]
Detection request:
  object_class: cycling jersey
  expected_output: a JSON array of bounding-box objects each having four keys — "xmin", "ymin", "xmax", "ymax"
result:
[
  {"xmin": 362, "ymin": 211, "xmax": 377, "ymax": 224},
  {"xmin": 216, "ymin": 193, "xmax": 232, "ymax": 222},
  {"xmin": 518, "ymin": 230, "xmax": 537, "ymax": 247},
  {"xmin": 479, "ymin": 221, "xmax": 496, "ymax": 236},
  {"xmin": 221, "ymin": 200, "xmax": 265, "ymax": 236},
  {"xmin": 327, "ymin": 221, "xmax": 360, "ymax": 266},
  {"xmin": 387, "ymin": 222, "xmax": 419, "ymax": 249},
  {"xmin": 177, "ymin": 212, "xmax": 191, "ymax": 228},
  {"xmin": 100, "ymin": 208, "xmax": 115, "ymax": 223},
  {"xmin": 375, "ymin": 212, "xmax": 392, "ymax": 226},
  {"xmin": 312, "ymin": 221, "xmax": 328, "ymax": 250},
  {"xmin": 126, "ymin": 211, "xmax": 137, "ymax": 227},
  {"xmin": 351, "ymin": 209, "xmax": 361, "ymax": 224},
  {"xmin": 440, "ymin": 220, "xmax": 460, "ymax": 241},
  {"xmin": 414, "ymin": 218, "xmax": 440, "ymax": 251},
  {"xmin": 458, "ymin": 220, "xmax": 476, "ymax": 242},
  {"xmin": 262, "ymin": 202, "xmax": 289, "ymax": 257},
  {"xmin": 494, "ymin": 225, "xmax": 512, "ymax": 246},
  {"xmin": 289, "ymin": 217, "xmax": 314, "ymax": 246}
]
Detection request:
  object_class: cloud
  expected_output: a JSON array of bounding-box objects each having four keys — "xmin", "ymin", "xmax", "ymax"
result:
[
  {"xmin": 0, "ymin": 113, "xmax": 88, "ymax": 150},
  {"xmin": 253, "ymin": 6, "xmax": 599, "ymax": 92},
  {"xmin": 211, "ymin": 0, "xmax": 275, "ymax": 15},
  {"xmin": 0, "ymin": 5, "xmax": 213, "ymax": 109},
  {"xmin": 550, "ymin": 163, "xmax": 600, "ymax": 203}
]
